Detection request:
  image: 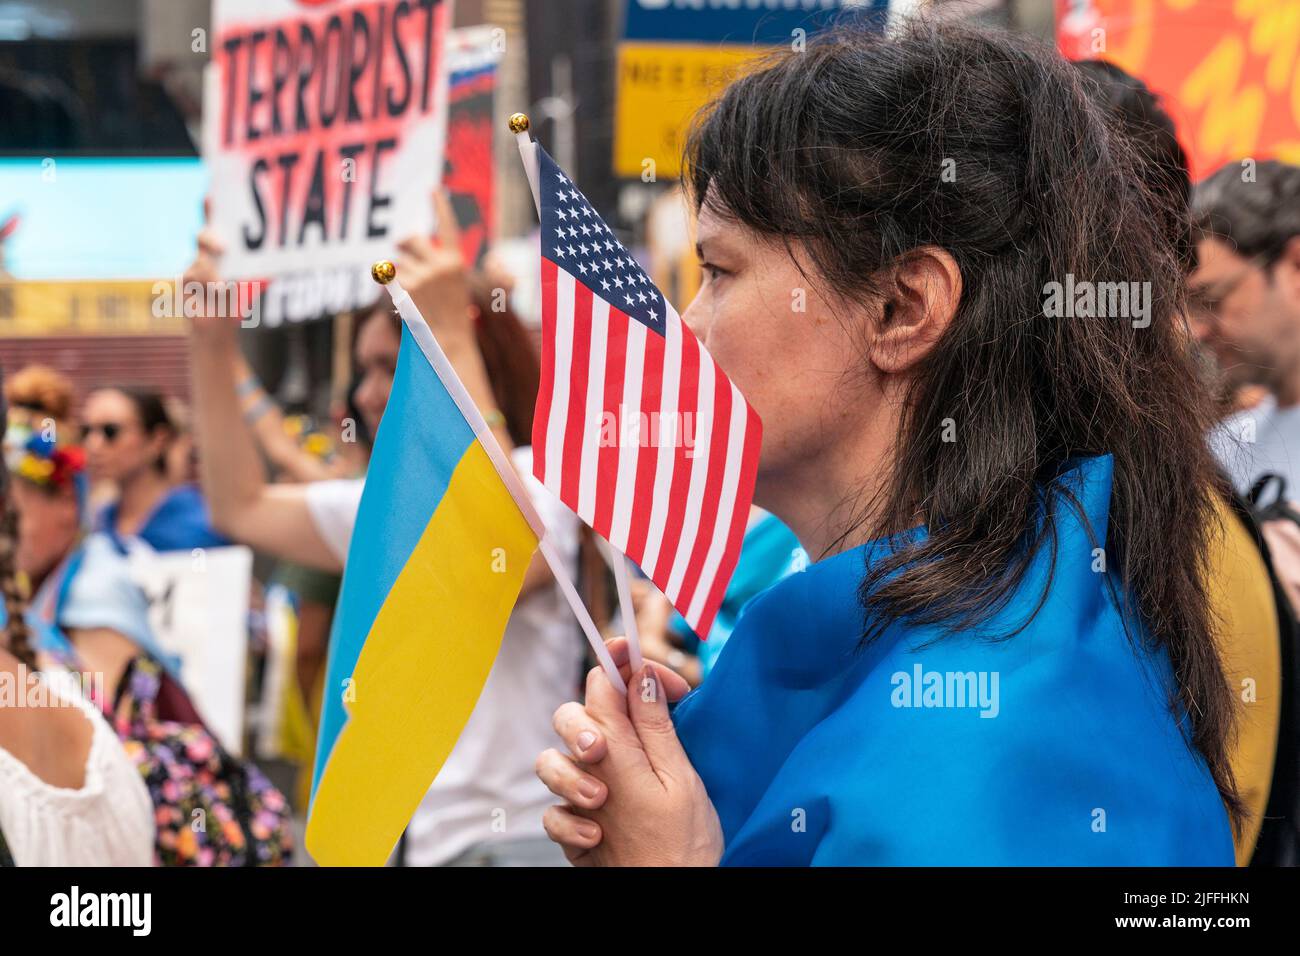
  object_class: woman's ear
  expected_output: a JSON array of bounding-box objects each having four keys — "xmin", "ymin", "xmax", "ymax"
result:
[
  {"xmin": 147, "ymin": 427, "xmax": 174, "ymax": 471},
  {"xmin": 866, "ymin": 246, "xmax": 962, "ymax": 374}
]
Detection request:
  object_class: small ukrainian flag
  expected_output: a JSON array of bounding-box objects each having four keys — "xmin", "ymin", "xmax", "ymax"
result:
[{"xmin": 306, "ymin": 268, "xmax": 545, "ymax": 866}]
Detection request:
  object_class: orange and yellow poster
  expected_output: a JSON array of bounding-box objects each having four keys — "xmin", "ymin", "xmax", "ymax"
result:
[{"xmin": 1058, "ymin": 0, "xmax": 1300, "ymax": 179}]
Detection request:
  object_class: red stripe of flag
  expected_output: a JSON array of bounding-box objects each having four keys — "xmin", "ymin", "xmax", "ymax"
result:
[
  {"xmin": 651, "ymin": 330, "xmax": 700, "ymax": 584},
  {"xmin": 693, "ymin": 402, "xmax": 763, "ymax": 638},
  {"xmin": 593, "ymin": 307, "xmax": 628, "ymax": 535},
  {"xmin": 533, "ymin": 258, "xmax": 560, "ymax": 481},
  {"xmin": 624, "ymin": 330, "xmax": 666, "ymax": 560},
  {"xmin": 675, "ymin": 373, "xmax": 734, "ymax": 618},
  {"xmin": 560, "ymin": 281, "xmax": 594, "ymax": 507}
]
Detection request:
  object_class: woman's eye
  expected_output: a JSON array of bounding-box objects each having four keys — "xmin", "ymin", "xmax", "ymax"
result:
[{"xmin": 701, "ymin": 263, "xmax": 727, "ymax": 283}]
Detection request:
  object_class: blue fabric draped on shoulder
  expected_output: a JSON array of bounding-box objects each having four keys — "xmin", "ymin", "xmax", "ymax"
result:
[{"xmin": 671, "ymin": 455, "xmax": 1234, "ymax": 865}]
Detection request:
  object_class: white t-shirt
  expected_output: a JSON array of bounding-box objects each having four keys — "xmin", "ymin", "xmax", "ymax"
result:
[
  {"xmin": 0, "ymin": 671, "xmax": 155, "ymax": 866},
  {"xmin": 304, "ymin": 446, "xmax": 583, "ymax": 866},
  {"xmin": 1212, "ymin": 395, "xmax": 1300, "ymax": 497}
]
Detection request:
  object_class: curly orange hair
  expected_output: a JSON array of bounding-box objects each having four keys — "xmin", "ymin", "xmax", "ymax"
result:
[{"xmin": 5, "ymin": 365, "xmax": 75, "ymax": 422}]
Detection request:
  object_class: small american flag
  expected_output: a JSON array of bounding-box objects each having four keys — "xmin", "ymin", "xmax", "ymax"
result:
[{"xmin": 531, "ymin": 144, "xmax": 762, "ymax": 639}]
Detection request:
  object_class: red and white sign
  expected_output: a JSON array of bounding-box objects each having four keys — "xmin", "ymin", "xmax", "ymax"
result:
[{"xmin": 203, "ymin": 0, "xmax": 453, "ymax": 324}]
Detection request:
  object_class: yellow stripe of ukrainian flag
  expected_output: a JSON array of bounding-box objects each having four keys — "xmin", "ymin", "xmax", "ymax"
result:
[{"xmin": 306, "ymin": 439, "xmax": 538, "ymax": 866}]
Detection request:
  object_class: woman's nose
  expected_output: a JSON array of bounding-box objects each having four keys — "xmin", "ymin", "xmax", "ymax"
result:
[{"xmin": 680, "ymin": 299, "xmax": 709, "ymax": 344}]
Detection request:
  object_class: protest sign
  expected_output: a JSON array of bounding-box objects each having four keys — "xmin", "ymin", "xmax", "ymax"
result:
[
  {"xmin": 127, "ymin": 545, "xmax": 254, "ymax": 755},
  {"xmin": 202, "ymin": 0, "xmax": 453, "ymax": 325},
  {"xmin": 444, "ymin": 25, "xmax": 501, "ymax": 267},
  {"xmin": 1057, "ymin": 0, "xmax": 1300, "ymax": 178},
  {"xmin": 613, "ymin": 0, "xmax": 887, "ymax": 178}
]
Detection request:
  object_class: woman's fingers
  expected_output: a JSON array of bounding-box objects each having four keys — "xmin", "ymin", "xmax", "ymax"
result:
[
  {"xmin": 196, "ymin": 226, "xmax": 226, "ymax": 260},
  {"xmin": 184, "ymin": 231, "xmax": 223, "ymax": 291},
  {"xmin": 626, "ymin": 665, "xmax": 693, "ymax": 783},
  {"xmin": 541, "ymin": 804, "xmax": 602, "ymax": 857},
  {"xmin": 551, "ymin": 700, "xmax": 607, "ymax": 763},
  {"xmin": 535, "ymin": 748, "xmax": 608, "ymax": 810},
  {"xmin": 432, "ymin": 188, "xmax": 463, "ymax": 257},
  {"xmin": 605, "ymin": 637, "xmax": 692, "ymax": 702},
  {"xmin": 561, "ymin": 843, "xmax": 595, "ymax": 866},
  {"xmin": 606, "ymin": 636, "xmax": 632, "ymax": 668},
  {"xmin": 395, "ymin": 235, "xmax": 433, "ymax": 266}
]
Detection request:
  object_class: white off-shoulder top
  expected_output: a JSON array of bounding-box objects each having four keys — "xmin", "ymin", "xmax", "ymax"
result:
[{"xmin": 0, "ymin": 672, "xmax": 154, "ymax": 866}]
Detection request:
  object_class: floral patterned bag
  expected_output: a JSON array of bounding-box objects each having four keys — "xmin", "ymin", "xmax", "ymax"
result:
[
  {"xmin": 33, "ymin": 539, "xmax": 294, "ymax": 865},
  {"xmin": 108, "ymin": 655, "xmax": 294, "ymax": 866}
]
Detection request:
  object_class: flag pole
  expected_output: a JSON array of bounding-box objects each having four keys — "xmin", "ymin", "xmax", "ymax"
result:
[
  {"xmin": 594, "ymin": 537, "xmax": 645, "ymax": 675},
  {"xmin": 510, "ymin": 112, "xmax": 541, "ymax": 211},
  {"xmin": 510, "ymin": 111, "xmax": 646, "ymax": 677},
  {"xmin": 611, "ymin": 553, "xmax": 645, "ymax": 674},
  {"xmin": 371, "ymin": 262, "xmax": 625, "ymax": 695}
]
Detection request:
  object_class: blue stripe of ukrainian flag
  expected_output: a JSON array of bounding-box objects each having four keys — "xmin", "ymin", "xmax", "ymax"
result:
[{"xmin": 307, "ymin": 319, "xmax": 540, "ymax": 866}]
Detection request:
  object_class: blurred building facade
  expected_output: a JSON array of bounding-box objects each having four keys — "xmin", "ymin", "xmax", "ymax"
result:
[{"xmin": 0, "ymin": 0, "xmax": 1048, "ymax": 413}]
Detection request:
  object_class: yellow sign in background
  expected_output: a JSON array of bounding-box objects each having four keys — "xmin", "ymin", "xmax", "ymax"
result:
[
  {"xmin": 0, "ymin": 280, "xmax": 183, "ymax": 336},
  {"xmin": 614, "ymin": 42, "xmax": 760, "ymax": 179}
]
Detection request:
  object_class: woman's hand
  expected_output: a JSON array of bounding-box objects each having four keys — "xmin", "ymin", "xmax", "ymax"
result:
[
  {"xmin": 536, "ymin": 637, "xmax": 724, "ymax": 866},
  {"xmin": 395, "ymin": 190, "xmax": 475, "ymax": 355},
  {"xmin": 183, "ymin": 200, "xmax": 234, "ymax": 339}
]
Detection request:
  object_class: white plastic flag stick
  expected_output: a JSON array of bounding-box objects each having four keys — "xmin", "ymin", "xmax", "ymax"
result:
[
  {"xmin": 511, "ymin": 112, "xmax": 646, "ymax": 675},
  {"xmin": 376, "ymin": 269, "xmax": 625, "ymax": 694},
  {"xmin": 611, "ymin": 555, "xmax": 645, "ymax": 674},
  {"xmin": 513, "ymin": 118, "xmax": 541, "ymax": 211},
  {"xmin": 594, "ymin": 537, "xmax": 645, "ymax": 675}
]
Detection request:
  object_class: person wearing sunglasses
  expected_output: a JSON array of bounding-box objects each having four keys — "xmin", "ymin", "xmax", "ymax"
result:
[
  {"xmin": 1194, "ymin": 161, "xmax": 1300, "ymax": 495},
  {"xmin": 81, "ymin": 387, "xmax": 229, "ymax": 554}
]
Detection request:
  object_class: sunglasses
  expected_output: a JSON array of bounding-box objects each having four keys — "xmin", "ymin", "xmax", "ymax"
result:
[{"xmin": 82, "ymin": 422, "xmax": 125, "ymax": 442}]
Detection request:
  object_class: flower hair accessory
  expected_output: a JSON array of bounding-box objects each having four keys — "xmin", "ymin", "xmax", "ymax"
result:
[{"xmin": 11, "ymin": 428, "xmax": 87, "ymax": 490}]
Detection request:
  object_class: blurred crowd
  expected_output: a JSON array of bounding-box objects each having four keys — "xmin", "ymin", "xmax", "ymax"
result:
[{"xmin": 1, "ymin": 46, "xmax": 1299, "ymax": 867}]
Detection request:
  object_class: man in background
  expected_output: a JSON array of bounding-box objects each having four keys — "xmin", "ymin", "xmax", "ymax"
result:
[{"xmin": 1194, "ymin": 160, "xmax": 1300, "ymax": 494}]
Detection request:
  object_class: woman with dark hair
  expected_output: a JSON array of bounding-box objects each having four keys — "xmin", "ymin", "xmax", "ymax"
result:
[
  {"xmin": 535, "ymin": 20, "xmax": 1238, "ymax": 865},
  {"xmin": 1073, "ymin": 59, "xmax": 1195, "ymax": 274},
  {"xmin": 83, "ymin": 386, "xmax": 228, "ymax": 553}
]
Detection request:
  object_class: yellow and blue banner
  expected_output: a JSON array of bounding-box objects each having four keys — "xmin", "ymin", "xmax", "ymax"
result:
[
  {"xmin": 306, "ymin": 290, "xmax": 544, "ymax": 866},
  {"xmin": 613, "ymin": 0, "xmax": 890, "ymax": 177}
]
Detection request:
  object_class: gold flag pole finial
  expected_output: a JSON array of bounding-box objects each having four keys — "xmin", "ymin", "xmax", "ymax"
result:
[
  {"xmin": 371, "ymin": 260, "xmax": 397, "ymax": 285},
  {"xmin": 511, "ymin": 112, "xmax": 541, "ymax": 226}
]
